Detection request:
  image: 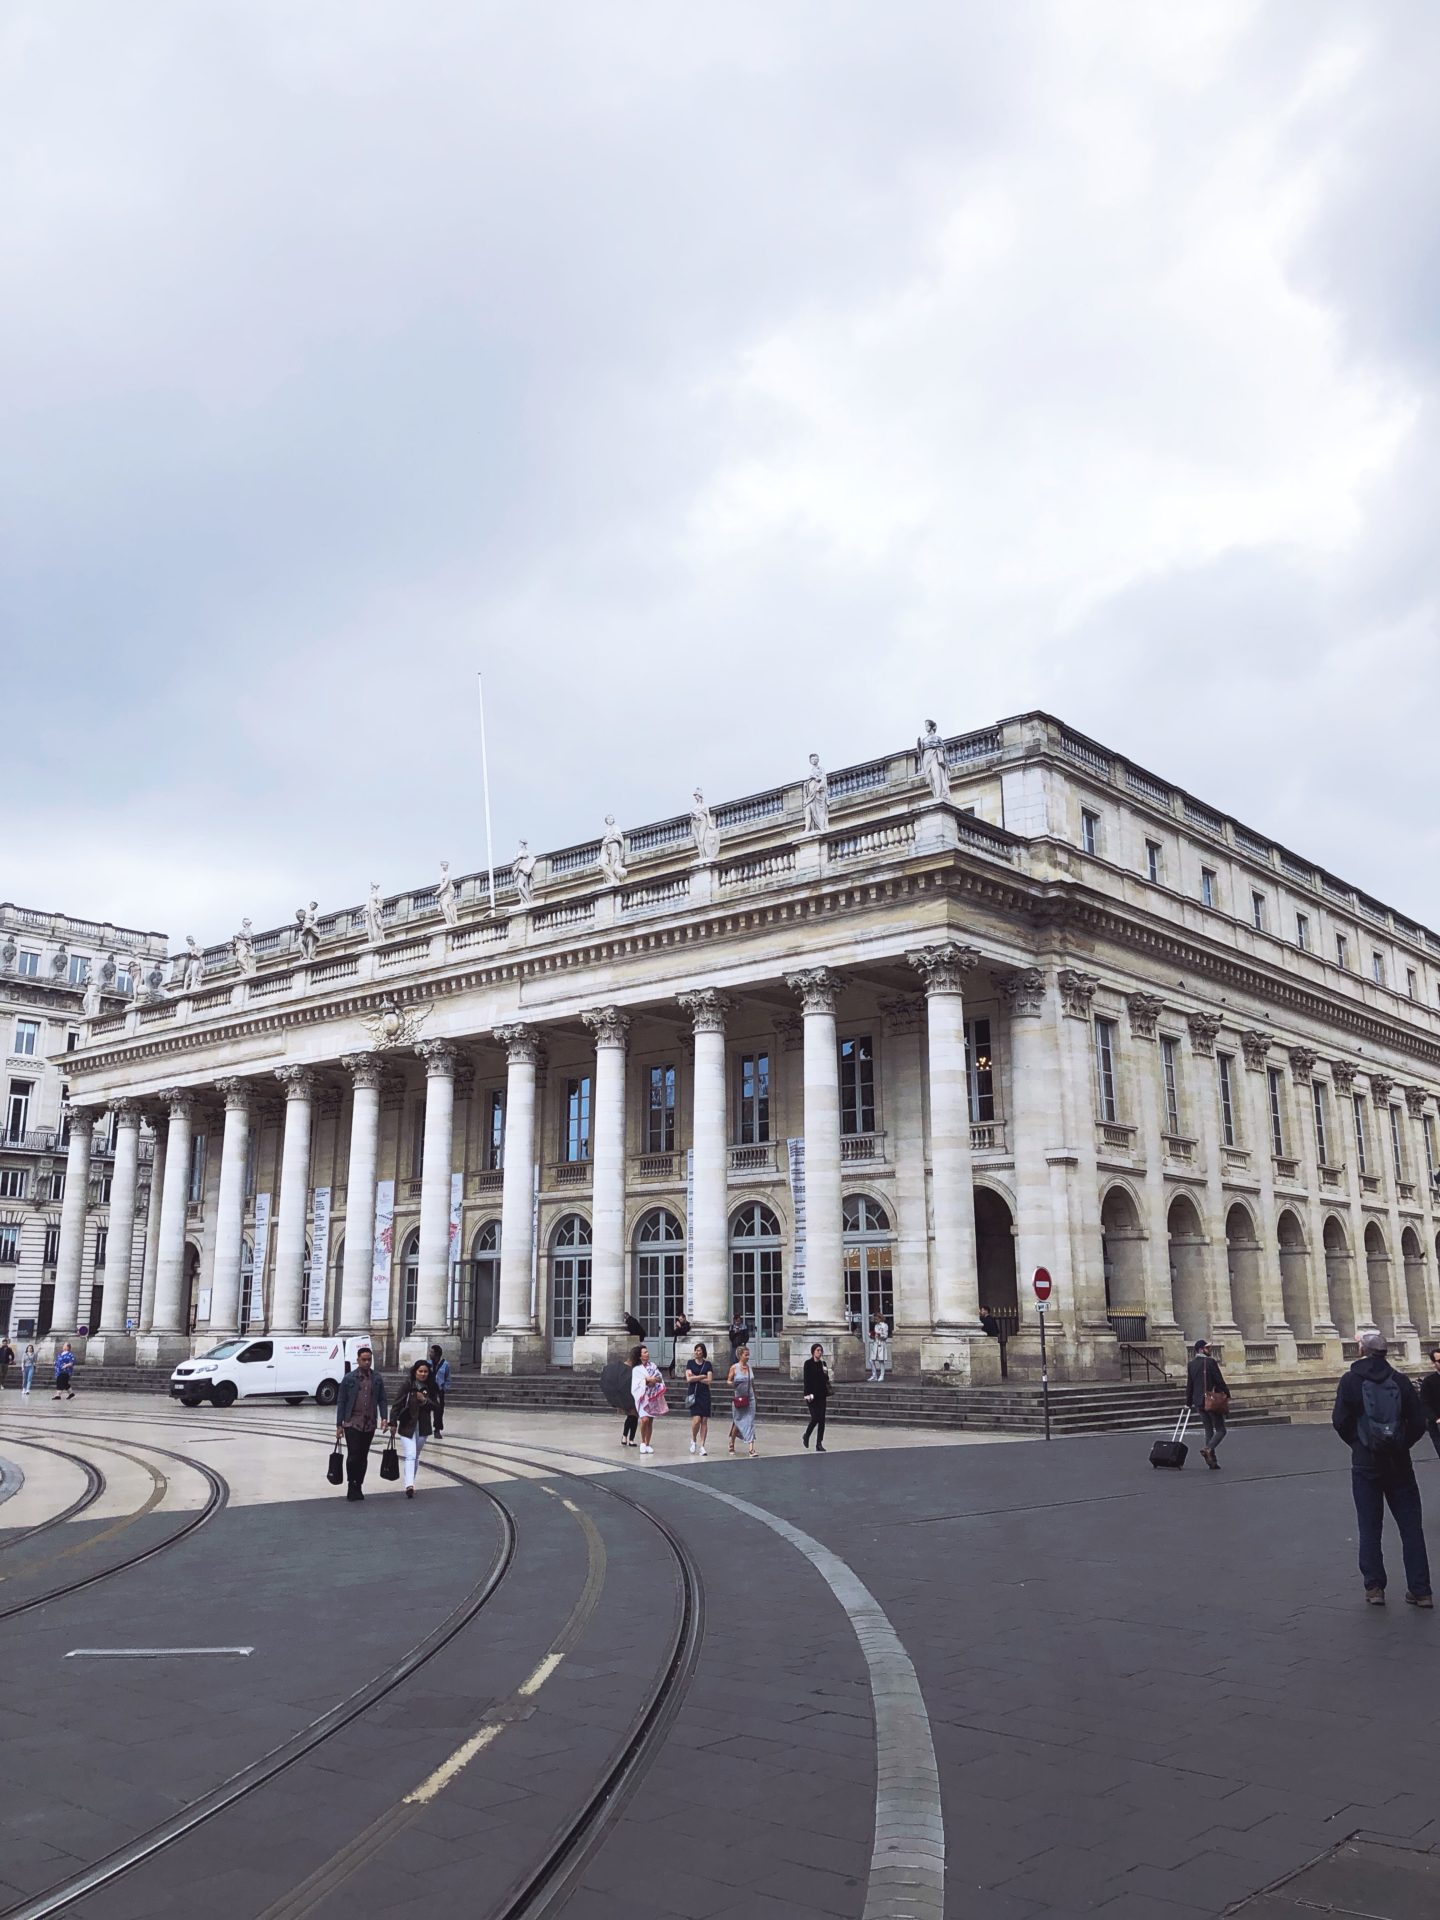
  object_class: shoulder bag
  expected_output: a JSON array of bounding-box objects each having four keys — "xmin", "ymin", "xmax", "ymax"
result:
[
  {"xmin": 1203, "ymin": 1366, "xmax": 1230, "ymax": 1415},
  {"xmin": 378, "ymin": 1435, "xmax": 401, "ymax": 1481}
]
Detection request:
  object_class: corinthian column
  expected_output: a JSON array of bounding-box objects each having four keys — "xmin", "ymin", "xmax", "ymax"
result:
[
  {"xmin": 207, "ymin": 1080, "xmax": 252, "ymax": 1340},
  {"xmin": 138, "ymin": 1121, "xmax": 167, "ymax": 1335},
  {"xmin": 140, "ymin": 1090, "xmax": 196, "ymax": 1360},
  {"xmin": 785, "ymin": 968, "xmax": 844, "ymax": 1349},
  {"xmin": 92, "ymin": 1100, "xmax": 142, "ymax": 1359},
  {"xmin": 406, "ymin": 1040, "xmax": 458, "ymax": 1358},
  {"xmin": 908, "ymin": 944, "xmax": 982, "ymax": 1330},
  {"xmin": 484, "ymin": 1024, "xmax": 547, "ymax": 1373},
  {"xmin": 574, "ymin": 1006, "xmax": 630, "ymax": 1368},
  {"xmin": 270, "ymin": 1067, "xmax": 316, "ymax": 1333},
  {"xmin": 678, "ymin": 990, "xmax": 732, "ymax": 1339},
  {"xmin": 49, "ymin": 1108, "xmax": 96, "ymax": 1345},
  {"xmin": 338, "ymin": 1054, "xmax": 383, "ymax": 1335}
]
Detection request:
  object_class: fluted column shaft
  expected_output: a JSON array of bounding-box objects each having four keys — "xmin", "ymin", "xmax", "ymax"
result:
[
  {"xmin": 51, "ymin": 1111, "xmax": 96, "ymax": 1337},
  {"xmin": 414, "ymin": 1043, "xmax": 458, "ymax": 1336},
  {"xmin": 208, "ymin": 1081, "xmax": 252, "ymax": 1339},
  {"xmin": 97, "ymin": 1104, "xmax": 142, "ymax": 1333},
  {"xmin": 910, "ymin": 946, "xmax": 982, "ymax": 1328},
  {"xmin": 139, "ymin": 1126, "xmax": 168, "ymax": 1332},
  {"xmin": 339, "ymin": 1055, "xmax": 383, "ymax": 1334},
  {"xmin": 787, "ymin": 970, "xmax": 843, "ymax": 1326},
  {"xmin": 495, "ymin": 1027, "xmax": 541, "ymax": 1333},
  {"xmin": 270, "ymin": 1068, "xmax": 315, "ymax": 1333},
  {"xmin": 152, "ymin": 1094, "xmax": 195, "ymax": 1334},
  {"xmin": 679, "ymin": 991, "xmax": 731, "ymax": 1329},
  {"xmin": 584, "ymin": 1008, "xmax": 630, "ymax": 1331}
]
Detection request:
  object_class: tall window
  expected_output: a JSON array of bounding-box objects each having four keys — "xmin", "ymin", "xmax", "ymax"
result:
[
  {"xmin": 486, "ymin": 1091, "xmax": 505, "ymax": 1171},
  {"xmin": 0, "ymin": 1224, "xmax": 18, "ymax": 1266},
  {"xmin": 0, "ymin": 1168, "xmax": 26, "ymax": 1199},
  {"xmin": 634, "ymin": 1208, "xmax": 684, "ymax": 1334},
  {"xmin": 966, "ymin": 1018, "xmax": 994, "ymax": 1123},
  {"xmin": 1201, "ymin": 867, "xmax": 1216, "ymax": 908},
  {"xmin": 1407, "ymin": 968, "xmax": 1418, "ymax": 999},
  {"xmin": 94, "ymin": 1226, "xmax": 108, "ymax": 1268},
  {"xmin": 1146, "ymin": 840, "xmax": 1162, "ymax": 884},
  {"xmin": 68, "ymin": 953, "xmax": 90, "ymax": 985},
  {"xmin": 1081, "ymin": 809, "xmax": 1100, "ymax": 855},
  {"xmin": 1372, "ymin": 951, "xmax": 1385, "ymax": 985},
  {"xmin": 244, "ymin": 1131, "xmax": 257, "ymax": 1200},
  {"xmin": 1353, "ymin": 1094, "xmax": 1368, "ymax": 1176},
  {"xmin": 1425, "ymin": 1113, "xmax": 1438, "ymax": 1182},
  {"xmin": 839, "ymin": 1035, "xmax": 875, "ymax": 1136},
  {"xmin": 843, "ymin": 1194, "xmax": 894, "ymax": 1330},
  {"xmin": 1389, "ymin": 1106, "xmax": 1406, "ymax": 1182},
  {"xmin": 563, "ymin": 1076, "xmax": 592, "ymax": 1162},
  {"xmin": 1267, "ymin": 1067, "xmax": 1286, "ymax": 1157},
  {"xmin": 729, "ymin": 1202, "xmax": 783, "ymax": 1337},
  {"xmin": 43, "ymin": 1223, "xmax": 61, "ymax": 1267},
  {"xmin": 188, "ymin": 1133, "xmax": 207, "ymax": 1204},
  {"xmin": 1251, "ymin": 892, "xmax": 1266, "ymax": 931},
  {"xmin": 1313, "ymin": 1083, "xmax": 1330, "ymax": 1164},
  {"xmin": 646, "ymin": 1064, "xmax": 677, "ymax": 1153},
  {"xmin": 1161, "ymin": 1037, "xmax": 1181, "ymax": 1135},
  {"xmin": 5, "ymin": 1079, "xmax": 34, "ymax": 1143},
  {"xmin": 1336, "ymin": 932, "xmax": 1349, "ymax": 969},
  {"xmin": 1217, "ymin": 1053, "xmax": 1238, "ymax": 1147},
  {"xmin": 17, "ymin": 950, "xmax": 39, "ymax": 977},
  {"xmin": 1093, "ymin": 1019, "xmax": 1118, "ymax": 1124},
  {"xmin": 735, "ymin": 1052, "xmax": 770, "ymax": 1145},
  {"xmin": 1296, "ymin": 913, "xmax": 1310, "ymax": 952},
  {"xmin": 409, "ymin": 1099, "xmax": 426, "ymax": 1179},
  {"xmin": 13, "ymin": 1019, "xmax": 40, "ymax": 1056}
]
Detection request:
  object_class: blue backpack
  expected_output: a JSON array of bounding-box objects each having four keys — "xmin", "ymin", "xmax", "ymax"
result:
[{"xmin": 1358, "ymin": 1374, "xmax": 1405, "ymax": 1456}]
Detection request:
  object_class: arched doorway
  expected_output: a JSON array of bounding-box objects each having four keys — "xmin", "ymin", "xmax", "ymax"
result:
[
  {"xmin": 239, "ymin": 1236, "xmax": 256, "ymax": 1331},
  {"xmin": 730, "ymin": 1202, "xmax": 783, "ymax": 1369},
  {"xmin": 1167, "ymin": 1193, "xmax": 1209, "ymax": 1343},
  {"xmin": 1323, "ymin": 1217, "xmax": 1355, "ymax": 1339},
  {"xmin": 463, "ymin": 1219, "xmax": 500, "ymax": 1363},
  {"xmin": 843, "ymin": 1195, "xmax": 894, "ymax": 1344},
  {"xmin": 1365, "ymin": 1221, "xmax": 1396, "ymax": 1339},
  {"xmin": 401, "ymin": 1228, "xmax": 421, "ymax": 1337},
  {"xmin": 1100, "ymin": 1186, "xmax": 1148, "ymax": 1341},
  {"xmin": 634, "ymin": 1209, "xmax": 685, "ymax": 1355},
  {"xmin": 1277, "ymin": 1210, "xmax": 1312, "ymax": 1340},
  {"xmin": 1403, "ymin": 1227, "xmax": 1431, "ymax": 1341},
  {"xmin": 549, "ymin": 1214, "xmax": 592, "ymax": 1366},
  {"xmin": 975, "ymin": 1187, "xmax": 1019, "ymax": 1373},
  {"xmin": 1226, "ymin": 1202, "xmax": 1265, "ymax": 1343}
]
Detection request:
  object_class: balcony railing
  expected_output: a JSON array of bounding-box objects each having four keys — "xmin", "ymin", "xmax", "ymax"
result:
[
  {"xmin": 632, "ymin": 1151, "xmax": 682, "ymax": 1181},
  {"xmin": 548, "ymin": 1161, "xmax": 591, "ymax": 1188},
  {"xmin": 469, "ymin": 1169, "xmax": 504, "ymax": 1195},
  {"xmin": 1319, "ymin": 1165, "xmax": 1345, "ymax": 1189},
  {"xmin": 1273, "ymin": 1156, "xmax": 1301, "ymax": 1181},
  {"xmin": 840, "ymin": 1132, "xmax": 884, "ymax": 1163},
  {"xmin": 1097, "ymin": 1121, "xmax": 1137, "ymax": 1154},
  {"xmin": 728, "ymin": 1143, "xmax": 776, "ymax": 1174},
  {"xmin": 1398, "ymin": 1180, "xmax": 1417, "ymax": 1203},
  {"xmin": 970, "ymin": 1122, "xmax": 1006, "ymax": 1152},
  {"xmin": 1164, "ymin": 1134, "xmax": 1196, "ymax": 1164},
  {"xmin": 1360, "ymin": 1172, "xmax": 1382, "ymax": 1195},
  {"xmin": 1222, "ymin": 1146, "xmax": 1251, "ymax": 1173}
]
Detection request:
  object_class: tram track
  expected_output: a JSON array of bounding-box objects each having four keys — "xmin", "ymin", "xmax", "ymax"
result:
[{"xmin": 0, "ymin": 1437, "xmax": 106, "ymax": 1549}]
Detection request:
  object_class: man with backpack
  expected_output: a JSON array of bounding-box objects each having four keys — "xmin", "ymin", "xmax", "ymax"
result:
[{"xmin": 1332, "ymin": 1331, "xmax": 1432, "ymax": 1607}]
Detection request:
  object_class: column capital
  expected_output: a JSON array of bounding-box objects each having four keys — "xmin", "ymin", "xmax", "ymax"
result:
[
  {"xmin": 66, "ymin": 1106, "xmax": 98, "ymax": 1141},
  {"xmin": 998, "ymin": 967, "xmax": 1046, "ymax": 1018},
  {"xmin": 906, "ymin": 943, "xmax": 980, "ymax": 996},
  {"xmin": 1331, "ymin": 1060, "xmax": 1358, "ymax": 1095},
  {"xmin": 1289, "ymin": 1046, "xmax": 1319, "ymax": 1086},
  {"xmin": 340, "ymin": 1051, "xmax": 385, "ymax": 1090},
  {"xmin": 106, "ymin": 1096, "xmax": 143, "ymax": 1122},
  {"xmin": 775, "ymin": 1013, "xmax": 804, "ymax": 1051},
  {"xmin": 494, "ymin": 1023, "xmax": 545, "ymax": 1068},
  {"xmin": 1404, "ymin": 1086, "xmax": 1428, "ymax": 1119},
  {"xmin": 582, "ymin": 1005, "xmax": 632, "ymax": 1049},
  {"xmin": 1126, "ymin": 993, "xmax": 1165, "ymax": 1042},
  {"xmin": 157, "ymin": 1087, "xmax": 197, "ymax": 1119},
  {"xmin": 215, "ymin": 1077, "xmax": 254, "ymax": 1113},
  {"xmin": 1368, "ymin": 1073, "xmax": 1396, "ymax": 1109},
  {"xmin": 275, "ymin": 1065, "xmax": 317, "ymax": 1102},
  {"xmin": 1056, "ymin": 968, "xmax": 1099, "ymax": 1021},
  {"xmin": 1239, "ymin": 1030, "xmax": 1272, "ymax": 1072},
  {"xmin": 878, "ymin": 995, "xmax": 924, "ymax": 1035},
  {"xmin": 785, "ymin": 967, "xmax": 840, "ymax": 1016},
  {"xmin": 677, "ymin": 989, "xmax": 733, "ymax": 1034},
  {"xmin": 417, "ymin": 1039, "xmax": 460, "ymax": 1079},
  {"xmin": 1186, "ymin": 1011, "xmax": 1223, "ymax": 1058}
]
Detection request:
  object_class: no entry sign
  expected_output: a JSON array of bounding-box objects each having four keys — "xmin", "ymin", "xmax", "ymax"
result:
[{"xmin": 1032, "ymin": 1267, "xmax": 1053, "ymax": 1302}]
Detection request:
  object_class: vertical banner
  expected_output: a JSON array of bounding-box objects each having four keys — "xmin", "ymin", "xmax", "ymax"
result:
[
  {"xmin": 370, "ymin": 1180, "xmax": 395, "ymax": 1324},
  {"xmin": 309, "ymin": 1187, "xmax": 331, "ymax": 1327},
  {"xmin": 529, "ymin": 1162, "xmax": 540, "ymax": 1325},
  {"xmin": 252, "ymin": 1192, "xmax": 272, "ymax": 1329},
  {"xmin": 786, "ymin": 1137, "xmax": 807, "ymax": 1315},
  {"xmin": 447, "ymin": 1171, "xmax": 463, "ymax": 1328},
  {"xmin": 684, "ymin": 1148, "xmax": 695, "ymax": 1313}
]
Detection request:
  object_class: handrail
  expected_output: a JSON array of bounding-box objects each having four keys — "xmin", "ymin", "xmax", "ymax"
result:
[{"xmin": 1118, "ymin": 1343, "xmax": 1170, "ymax": 1385}]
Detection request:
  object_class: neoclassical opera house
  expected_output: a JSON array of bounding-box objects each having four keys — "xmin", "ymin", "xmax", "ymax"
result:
[{"xmin": 50, "ymin": 712, "xmax": 1440, "ymax": 1384}]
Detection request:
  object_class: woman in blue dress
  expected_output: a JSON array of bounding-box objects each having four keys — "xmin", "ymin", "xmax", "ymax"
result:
[{"xmin": 727, "ymin": 1344, "xmax": 758, "ymax": 1458}]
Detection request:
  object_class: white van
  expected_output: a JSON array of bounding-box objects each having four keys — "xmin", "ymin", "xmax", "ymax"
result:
[{"xmin": 170, "ymin": 1336, "xmax": 355, "ymax": 1409}]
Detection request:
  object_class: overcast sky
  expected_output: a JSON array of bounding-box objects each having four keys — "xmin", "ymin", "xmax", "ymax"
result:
[{"xmin": 4, "ymin": 1, "xmax": 1437, "ymax": 947}]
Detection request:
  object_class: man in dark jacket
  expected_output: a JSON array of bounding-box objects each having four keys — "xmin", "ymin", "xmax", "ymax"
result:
[
  {"xmin": 802, "ymin": 1342, "xmax": 830, "ymax": 1453},
  {"xmin": 1419, "ymin": 1348, "xmax": 1440, "ymax": 1461},
  {"xmin": 335, "ymin": 1344, "xmax": 389, "ymax": 1502},
  {"xmin": 1332, "ymin": 1332, "xmax": 1432, "ymax": 1606},
  {"xmin": 1186, "ymin": 1340, "xmax": 1229, "ymax": 1469}
]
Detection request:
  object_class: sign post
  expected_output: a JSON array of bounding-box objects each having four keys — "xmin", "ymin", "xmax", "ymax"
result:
[{"xmin": 1033, "ymin": 1267, "xmax": 1053, "ymax": 1442}]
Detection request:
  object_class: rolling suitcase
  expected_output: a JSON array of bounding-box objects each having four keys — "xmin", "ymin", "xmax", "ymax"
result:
[{"xmin": 1149, "ymin": 1405, "xmax": 1191, "ymax": 1470}]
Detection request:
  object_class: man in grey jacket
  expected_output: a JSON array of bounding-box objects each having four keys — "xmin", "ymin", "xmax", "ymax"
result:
[{"xmin": 335, "ymin": 1345, "xmax": 389, "ymax": 1502}]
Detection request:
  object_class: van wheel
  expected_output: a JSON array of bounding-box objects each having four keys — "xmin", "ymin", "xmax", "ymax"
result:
[
  {"xmin": 180, "ymin": 1395, "xmax": 201, "ymax": 1408},
  {"xmin": 213, "ymin": 1382, "xmax": 238, "ymax": 1408},
  {"xmin": 315, "ymin": 1379, "xmax": 339, "ymax": 1408}
]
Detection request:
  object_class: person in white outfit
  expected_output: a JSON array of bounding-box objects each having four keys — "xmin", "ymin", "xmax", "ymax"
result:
[
  {"xmin": 630, "ymin": 1344, "xmax": 667, "ymax": 1454},
  {"xmin": 867, "ymin": 1318, "xmax": 891, "ymax": 1383}
]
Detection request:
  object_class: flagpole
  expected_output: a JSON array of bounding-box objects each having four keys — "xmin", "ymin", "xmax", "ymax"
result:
[{"xmin": 477, "ymin": 672, "xmax": 496, "ymax": 913}]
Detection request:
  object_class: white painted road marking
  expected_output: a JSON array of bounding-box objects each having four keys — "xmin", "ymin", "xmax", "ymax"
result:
[{"xmin": 66, "ymin": 1646, "xmax": 254, "ymax": 1658}]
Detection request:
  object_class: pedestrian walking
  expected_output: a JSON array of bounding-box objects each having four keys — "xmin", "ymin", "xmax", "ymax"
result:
[
  {"xmin": 52, "ymin": 1343, "xmax": 77, "ymax": 1400},
  {"xmin": 728, "ymin": 1344, "xmax": 758, "ymax": 1458},
  {"xmin": 802, "ymin": 1343, "xmax": 831, "ymax": 1451},
  {"xmin": 866, "ymin": 1317, "xmax": 890, "ymax": 1383},
  {"xmin": 0, "ymin": 1337, "xmax": 13, "ymax": 1390},
  {"xmin": 620, "ymin": 1385, "xmax": 640, "ymax": 1448},
  {"xmin": 427, "ymin": 1343, "xmax": 450, "ymax": 1437},
  {"xmin": 21, "ymin": 1343, "xmax": 37, "ymax": 1396},
  {"xmin": 669, "ymin": 1311, "xmax": 691, "ymax": 1375},
  {"xmin": 727, "ymin": 1311, "xmax": 753, "ymax": 1365},
  {"xmin": 1333, "ymin": 1331, "xmax": 1432, "ymax": 1607},
  {"xmin": 1186, "ymin": 1339, "xmax": 1229, "ymax": 1468},
  {"xmin": 389, "ymin": 1359, "xmax": 442, "ymax": 1498},
  {"xmin": 334, "ymin": 1342, "xmax": 389, "ymax": 1501},
  {"xmin": 1420, "ymin": 1348, "xmax": 1440, "ymax": 1462},
  {"xmin": 630, "ymin": 1344, "xmax": 667, "ymax": 1456},
  {"xmin": 686, "ymin": 1342, "xmax": 713, "ymax": 1455}
]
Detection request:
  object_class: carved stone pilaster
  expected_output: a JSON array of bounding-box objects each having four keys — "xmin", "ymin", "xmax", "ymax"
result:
[
  {"xmin": 1369, "ymin": 1074, "xmax": 1395, "ymax": 1110},
  {"xmin": 786, "ymin": 967, "xmax": 840, "ymax": 1017},
  {"xmin": 215, "ymin": 1078, "xmax": 253, "ymax": 1113},
  {"xmin": 1239, "ymin": 1031, "xmax": 1272, "ymax": 1072},
  {"xmin": 879, "ymin": 996, "xmax": 924, "ymax": 1036},
  {"xmin": 581, "ymin": 1006, "xmax": 632, "ymax": 1050},
  {"xmin": 1126, "ymin": 993, "xmax": 1165, "ymax": 1042},
  {"xmin": 416, "ymin": 1039, "xmax": 459, "ymax": 1080},
  {"xmin": 1057, "ymin": 968, "xmax": 1099, "ymax": 1021},
  {"xmin": 275, "ymin": 1066, "xmax": 317, "ymax": 1102},
  {"xmin": 1331, "ymin": 1061, "xmax": 1358, "ymax": 1095},
  {"xmin": 1289, "ymin": 1047, "xmax": 1318, "ymax": 1086},
  {"xmin": 997, "ymin": 967, "xmax": 1046, "ymax": 1019},
  {"xmin": 774, "ymin": 1014, "xmax": 804, "ymax": 1052},
  {"xmin": 677, "ymin": 989, "xmax": 733, "ymax": 1034},
  {"xmin": 494, "ymin": 1023, "xmax": 545, "ymax": 1068},
  {"xmin": 66, "ymin": 1107, "xmax": 98, "ymax": 1141},
  {"xmin": 1186, "ymin": 1013, "xmax": 1223, "ymax": 1058},
  {"xmin": 340, "ymin": 1052, "xmax": 385, "ymax": 1092},
  {"xmin": 157, "ymin": 1088, "xmax": 197, "ymax": 1120},
  {"xmin": 907, "ymin": 943, "xmax": 981, "ymax": 997},
  {"xmin": 1404, "ymin": 1086, "xmax": 1428, "ymax": 1119}
]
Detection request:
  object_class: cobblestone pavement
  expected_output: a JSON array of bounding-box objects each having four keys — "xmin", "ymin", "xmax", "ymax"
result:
[{"xmin": 2, "ymin": 1395, "xmax": 1438, "ymax": 1918}]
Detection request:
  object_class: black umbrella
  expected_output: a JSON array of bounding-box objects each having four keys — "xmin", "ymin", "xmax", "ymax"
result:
[{"xmin": 599, "ymin": 1358, "xmax": 633, "ymax": 1412}]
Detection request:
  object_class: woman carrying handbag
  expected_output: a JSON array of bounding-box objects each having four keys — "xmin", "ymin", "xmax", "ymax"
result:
[
  {"xmin": 629, "ymin": 1344, "xmax": 667, "ymax": 1456},
  {"xmin": 1187, "ymin": 1339, "xmax": 1230, "ymax": 1469},
  {"xmin": 388, "ymin": 1359, "xmax": 442, "ymax": 1497}
]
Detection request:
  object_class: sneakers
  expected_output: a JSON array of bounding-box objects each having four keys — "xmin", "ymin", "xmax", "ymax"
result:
[
  {"xmin": 699, "ymin": 1446, "xmax": 706, "ymax": 1456},
  {"xmin": 1405, "ymin": 1591, "xmax": 1434, "ymax": 1608},
  {"xmin": 405, "ymin": 1487, "xmax": 415, "ymax": 1499},
  {"xmin": 1365, "ymin": 1586, "xmax": 1386, "ymax": 1605},
  {"xmin": 689, "ymin": 1440, "xmax": 696, "ymax": 1454}
]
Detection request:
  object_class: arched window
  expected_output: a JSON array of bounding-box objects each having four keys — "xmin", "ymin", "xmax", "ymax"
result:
[
  {"xmin": 842, "ymin": 1194, "xmax": 893, "ymax": 1332},
  {"xmin": 473, "ymin": 1218, "xmax": 500, "ymax": 1256},
  {"xmin": 462, "ymin": 1218, "xmax": 502, "ymax": 1361},
  {"xmin": 239, "ymin": 1236, "xmax": 256, "ymax": 1331},
  {"xmin": 401, "ymin": 1228, "xmax": 421, "ymax": 1336},
  {"xmin": 730, "ymin": 1203, "xmax": 783, "ymax": 1337},
  {"xmin": 634, "ymin": 1208, "xmax": 685, "ymax": 1338},
  {"xmin": 551, "ymin": 1214, "xmax": 592, "ymax": 1362}
]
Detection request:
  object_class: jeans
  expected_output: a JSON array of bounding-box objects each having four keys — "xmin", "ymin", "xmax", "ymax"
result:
[
  {"xmin": 432, "ymin": 1388, "xmax": 445, "ymax": 1435},
  {"xmin": 398, "ymin": 1432, "xmax": 426, "ymax": 1489},
  {"xmin": 1202, "ymin": 1411, "xmax": 1227, "ymax": 1449},
  {"xmin": 343, "ymin": 1428, "xmax": 375, "ymax": 1494},
  {"xmin": 1352, "ymin": 1467, "xmax": 1431, "ymax": 1596}
]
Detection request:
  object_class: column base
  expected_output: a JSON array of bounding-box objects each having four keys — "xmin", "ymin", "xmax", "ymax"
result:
[
  {"xmin": 572, "ymin": 1330, "xmax": 632, "ymax": 1371},
  {"xmin": 83, "ymin": 1334, "xmax": 136, "ymax": 1366},
  {"xmin": 397, "ymin": 1333, "xmax": 450, "ymax": 1370},
  {"xmin": 785, "ymin": 1326, "xmax": 849, "ymax": 1379},
  {"xmin": 135, "ymin": 1333, "xmax": 195, "ymax": 1367},
  {"xmin": 1206, "ymin": 1323, "xmax": 1246, "ymax": 1374},
  {"xmin": 920, "ymin": 1331, "xmax": 1003, "ymax": 1385},
  {"xmin": 480, "ymin": 1331, "xmax": 550, "ymax": 1375}
]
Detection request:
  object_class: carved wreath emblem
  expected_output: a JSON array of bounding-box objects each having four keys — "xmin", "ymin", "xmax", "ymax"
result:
[{"xmin": 362, "ymin": 999, "xmax": 431, "ymax": 1050}]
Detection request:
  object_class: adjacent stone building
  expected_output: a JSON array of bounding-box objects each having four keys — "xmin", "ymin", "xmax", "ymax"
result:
[{"xmin": 49, "ymin": 714, "xmax": 1440, "ymax": 1382}]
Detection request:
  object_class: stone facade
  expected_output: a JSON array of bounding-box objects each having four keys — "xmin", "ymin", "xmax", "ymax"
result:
[{"xmin": 48, "ymin": 714, "xmax": 1440, "ymax": 1382}]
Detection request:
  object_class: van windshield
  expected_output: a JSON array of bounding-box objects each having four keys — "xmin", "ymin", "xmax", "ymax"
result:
[{"xmin": 198, "ymin": 1341, "xmax": 247, "ymax": 1360}]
